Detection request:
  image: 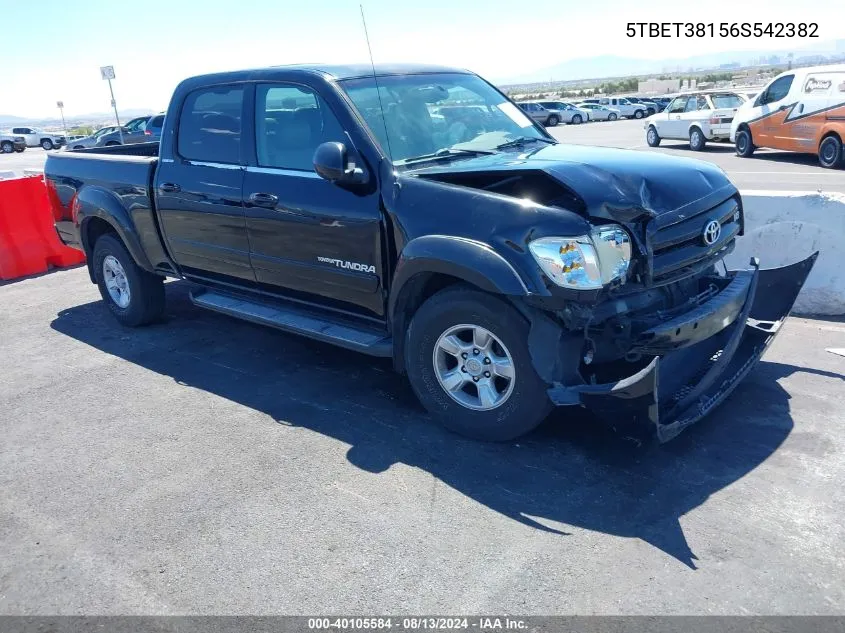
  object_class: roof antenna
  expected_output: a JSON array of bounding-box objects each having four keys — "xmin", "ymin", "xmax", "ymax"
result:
[{"xmin": 360, "ymin": 4, "xmax": 394, "ymax": 161}]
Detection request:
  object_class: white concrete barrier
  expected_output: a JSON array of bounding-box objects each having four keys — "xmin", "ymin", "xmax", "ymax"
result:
[{"xmin": 727, "ymin": 190, "xmax": 845, "ymax": 316}]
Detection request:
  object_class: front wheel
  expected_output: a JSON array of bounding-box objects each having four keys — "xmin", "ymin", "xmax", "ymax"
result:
[
  {"xmin": 646, "ymin": 125, "xmax": 661, "ymax": 147},
  {"xmin": 633, "ymin": 109, "xmax": 644, "ymax": 119},
  {"xmin": 41, "ymin": 139, "xmax": 54, "ymax": 150},
  {"xmin": 571, "ymin": 114, "xmax": 582, "ymax": 125},
  {"xmin": 405, "ymin": 286, "xmax": 552, "ymax": 441},
  {"xmin": 93, "ymin": 234, "xmax": 165, "ymax": 327},
  {"xmin": 818, "ymin": 136, "xmax": 843, "ymax": 169},
  {"xmin": 0, "ymin": 141, "xmax": 12, "ymax": 153},
  {"xmin": 689, "ymin": 128, "xmax": 706, "ymax": 151},
  {"xmin": 546, "ymin": 115, "xmax": 560, "ymax": 127},
  {"xmin": 735, "ymin": 128, "xmax": 755, "ymax": 157}
]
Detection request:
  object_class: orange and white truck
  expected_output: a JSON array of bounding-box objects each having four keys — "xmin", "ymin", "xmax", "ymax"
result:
[{"xmin": 730, "ymin": 64, "xmax": 845, "ymax": 168}]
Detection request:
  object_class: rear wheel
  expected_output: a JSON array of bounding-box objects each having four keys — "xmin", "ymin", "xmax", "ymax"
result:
[
  {"xmin": 607, "ymin": 112, "xmax": 617, "ymax": 121},
  {"xmin": 546, "ymin": 115, "xmax": 560, "ymax": 127},
  {"xmin": 41, "ymin": 139, "xmax": 54, "ymax": 150},
  {"xmin": 633, "ymin": 109, "xmax": 644, "ymax": 119},
  {"xmin": 93, "ymin": 234, "xmax": 165, "ymax": 327},
  {"xmin": 571, "ymin": 114, "xmax": 582, "ymax": 124},
  {"xmin": 0, "ymin": 141, "xmax": 12, "ymax": 153},
  {"xmin": 405, "ymin": 286, "xmax": 552, "ymax": 441},
  {"xmin": 646, "ymin": 125, "xmax": 661, "ymax": 147},
  {"xmin": 689, "ymin": 127, "xmax": 706, "ymax": 151},
  {"xmin": 735, "ymin": 128, "xmax": 755, "ymax": 157},
  {"xmin": 818, "ymin": 135, "xmax": 842, "ymax": 169}
]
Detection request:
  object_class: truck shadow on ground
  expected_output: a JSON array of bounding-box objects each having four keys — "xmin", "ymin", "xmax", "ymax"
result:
[{"xmin": 51, "ymin": 281, "xmax": 838, "ymax": 570}]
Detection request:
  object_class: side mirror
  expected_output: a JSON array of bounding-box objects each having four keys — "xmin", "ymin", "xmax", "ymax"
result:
[{"xmin": 313, "ymin": 141, "xmax": 366, "ymax": 185}]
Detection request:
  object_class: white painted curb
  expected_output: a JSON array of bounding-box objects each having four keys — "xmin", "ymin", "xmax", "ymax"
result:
[{"xmin": 728, "ymin": 190, "xmax": 845, "ymax": 316}]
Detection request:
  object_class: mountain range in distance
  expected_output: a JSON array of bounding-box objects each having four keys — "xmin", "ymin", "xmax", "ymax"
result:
[
  {"xmin": 496, "ymin": 39, "xmax": 845, "ymax": 85},
  {"xmin": 0, "ymin": 108, "xmax": 155, "ymax": 127}
]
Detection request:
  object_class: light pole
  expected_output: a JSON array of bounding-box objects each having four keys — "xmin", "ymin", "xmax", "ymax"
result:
[
  {"xmin": 56, "ymin": 101, "xmax": 69, "ymax": 145},
  {"xmin": 99, "ymin": 65, "xmax": 124, "ymax": 144}
]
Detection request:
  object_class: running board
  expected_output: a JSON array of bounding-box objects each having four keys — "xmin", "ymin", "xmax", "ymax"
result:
[{"xmin": 190, "ymin": 289, "xmax": 393, "ymax": 357}]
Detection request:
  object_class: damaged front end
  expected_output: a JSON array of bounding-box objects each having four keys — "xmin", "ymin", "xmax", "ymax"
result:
[{"xmin": 543, "ymin": 254, "xmax": 817, "ymax": 443}]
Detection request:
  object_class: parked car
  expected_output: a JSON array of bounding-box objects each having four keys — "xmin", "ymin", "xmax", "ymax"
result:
[
  {"xmin": 731, "ymin": 64, "xmax": 845, "ymax": 168},
  {"xmin": 95, "ymin": 116, "xmax": 152, "ymax": 146},
  {"xmin": 5, "ymin": 126, "xmax": 65, "ymax": 150},
  {"xmin": 45, "ymin": 63, "xmax": 815, "ymax": 444},
  {"xmin": 575, "ymin": 103, "xmax": 620, "ymax": 121},
  {"xmin": 597, "ymin": 97, "xmax": 648, "ymax": 119},
  {"xmin": 143, "ymin": 114, "xmax": 165, "ymax": 141},
  {"xmin": 68, "ymin": 127, "xmax": 121, "ymax": 150},
  {"xmin": 533, "ymin": 101, "xmax": 590, "ymax": 124},
  {"xmin": 624, "ymin": 97, "xmax": 658, "ymax": 115},
  {"xmin": 517, "ymin": 101, "xmax": 561, "ymax": 126},
  {"xmin": 0, "ymin": 132, "xmax": 26, "ymax": 153},
  {"xmin": 645, "ymin": 91, "xmax": 747, "ymax": 151}
]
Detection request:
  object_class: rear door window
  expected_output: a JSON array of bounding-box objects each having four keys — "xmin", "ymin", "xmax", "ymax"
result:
[{"xmin": 177, "ymin": 86, "xmax": 244, "ymax": 164}]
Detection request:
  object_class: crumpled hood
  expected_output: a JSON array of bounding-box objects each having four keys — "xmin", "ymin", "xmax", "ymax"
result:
[{"xmin": 413, "ymin": 143, "xmax": 738, "ymax": 222}]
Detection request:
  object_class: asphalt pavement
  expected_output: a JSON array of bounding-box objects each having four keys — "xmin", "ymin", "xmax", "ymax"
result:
[
  {"xmin": 1, "ymin": 268, "xmax": 844, "ymax": 614},
  {"xmin": 548, "ymin": 118, "xmax": 845, "ymax": 193},
  {"xmin": 0, "ymin": 147, "xmax": 56, "ymax": 177}
]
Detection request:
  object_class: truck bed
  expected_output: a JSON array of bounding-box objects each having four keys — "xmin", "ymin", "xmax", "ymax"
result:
[{"xmin": 45, "ymin": 143, "xmax": 166, "ymax": 267}]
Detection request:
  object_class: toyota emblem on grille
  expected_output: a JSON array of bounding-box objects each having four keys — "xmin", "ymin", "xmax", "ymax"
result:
[{"xmin": 702, "ymin": 220, "xmax": 721, "ymax": 246}]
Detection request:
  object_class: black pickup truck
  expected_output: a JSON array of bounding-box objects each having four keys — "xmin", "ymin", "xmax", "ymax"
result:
[{"xmin": 46, "ymin": 63, "xmax": 815, "ymax": 443}]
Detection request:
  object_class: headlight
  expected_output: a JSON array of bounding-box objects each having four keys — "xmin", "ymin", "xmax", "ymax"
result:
[{"xmin": 529, "ymin": 226, "xmax": 632, "ymax": 290}]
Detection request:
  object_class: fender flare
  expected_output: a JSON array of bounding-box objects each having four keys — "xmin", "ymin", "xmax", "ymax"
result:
[
  {"xmin": 388, "ymin": 235, "xmax": 530, "ymax": 324},
  {"xmin": 76, "ymin": 186, "xmax": 155, "ymax": 273}
]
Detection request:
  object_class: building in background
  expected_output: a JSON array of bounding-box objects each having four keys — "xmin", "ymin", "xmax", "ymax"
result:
[{"xmin": 638, "ymin": 78, "xmax": 680, "ymax": 95}]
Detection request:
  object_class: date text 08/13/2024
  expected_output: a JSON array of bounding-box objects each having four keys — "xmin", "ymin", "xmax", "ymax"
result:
[{"xmin": 626, "ymin": 22, "xmax": 819, "ymax": 38}]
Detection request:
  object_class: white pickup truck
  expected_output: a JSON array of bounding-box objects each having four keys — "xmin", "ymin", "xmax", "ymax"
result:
[
  {"xmin": 5, "ymin": 126, "xmax": 65, "ymax": 150},
  {"xmin": 644, "ymin": 91, "xmax": 746, "ymax": 151},
  {"xmin": 597, "ymin": 97, "xmax": 648, "ymax": 119}
]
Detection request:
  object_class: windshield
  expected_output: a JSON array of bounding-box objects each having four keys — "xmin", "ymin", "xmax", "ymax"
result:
[{"xmin": 339, "ymin": 73, "xmax": 547, "ymax": 165}]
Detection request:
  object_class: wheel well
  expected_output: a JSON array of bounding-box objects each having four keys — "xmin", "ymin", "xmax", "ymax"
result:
[
  {"xmin": 736, "ymin": 123, "xmax": 750, "ymax": 134},
  {"xmin": 391, "ymin": 272, "xmax": 479, "ymax": 373},
  {"xmin": 820, "ymin": 131, "xmax": 842, "ymax": 147},
  {"xmin": 81, "ymin": 217, "xmax": 118, "ymax": 281}
]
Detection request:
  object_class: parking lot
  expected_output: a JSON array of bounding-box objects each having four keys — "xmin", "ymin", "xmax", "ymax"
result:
[
  {"xmin": 2, "ymin": 265, "xmax": 844, "ymax": 613},
  {"xmin": 548, "ymin": 118, "xmax": 845, "ymax": 192}
]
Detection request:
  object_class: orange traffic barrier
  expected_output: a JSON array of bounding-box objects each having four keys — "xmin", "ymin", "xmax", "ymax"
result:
[{"xmin": 0, "ymin": 175, "xmax": 86, "ymax": 281}]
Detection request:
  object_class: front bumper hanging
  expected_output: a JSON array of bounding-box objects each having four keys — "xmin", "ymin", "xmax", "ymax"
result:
[{"xmin": 551, "ymin": 253, "xmax": 818, "ymax": 443}]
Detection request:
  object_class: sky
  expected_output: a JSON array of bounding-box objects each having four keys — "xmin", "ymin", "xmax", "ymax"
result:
[{"xmin": 2, "ymin": 0, "xmax": 844, "ymax": 118}]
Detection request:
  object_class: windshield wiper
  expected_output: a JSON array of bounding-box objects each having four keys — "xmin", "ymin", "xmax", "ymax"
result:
[
  {"xmin": 495, "ymin": 136, "xmax": 557, "ymax": 151},
  {"xmin": 402, "ymin": 147, "xmax": 496, "ymax": 165}
]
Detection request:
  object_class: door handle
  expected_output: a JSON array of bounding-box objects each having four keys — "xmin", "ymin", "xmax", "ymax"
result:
[
  {"xmin": 674, "ymin": 115, "xmax": 681, "ymax": 119},
  {"xmin": 798, "ymin": 103, "xmax": 804, "ymax": 114},
  {"xmin": 159, "ymin": 182, "xmax": 181, "ymax": 193},
  {"xmin": 248, "ymin": 192, "xmax": 279, "ymax": 208}
]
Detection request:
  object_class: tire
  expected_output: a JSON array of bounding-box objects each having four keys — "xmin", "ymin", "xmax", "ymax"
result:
[
  {"xmin": 405, "ymin": 286, "xmax": 552, "ymax": 441},
  {"xmin": 92, "ymin": 234, "xmax": 165, "ymax": 327},
  {"xmin": 73, "ymin": 145, "xmax": 84, "ymax": 150},
  {"xmin": 0, "ymin": 141, "xmax": 12, "ymax": 153},
  {"xmin": 41, "ymin": 139, "xmax": 54, "ymax": 150},
  {"xmin": 608, "ymin": 112, "xmax": 617, "ymax": 121},
  {"xmin": 14, "ymin": 147, "xmax": 24, "ymax": 153},
  {"xmin": 633, "ymin": 109, "xmax": 644, "ymax": 119},
  {"xmin": 571, "ymin": 114, "xmax": 582, "ymax": 125},
  {"xmin": 818, "ymin": 135, "xmax": 842, "ymax": 169},
  {"xmin": 105, "ymin": 141, "xmax": 120, "ymax": 146},
  {"xmin": 646, "ymin": 125, "xmax": 661, "ymax": 147},
  {"xmin": 546, "ymin": 115, "xmax": 560, "ymax": 127},
  {"xmin": 689, "ymin": 127, "xmax": 706, "ymax": 151},
  {"xmin": 735, "ymin": 128, "xmax": 755, "ymax": 157}
]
